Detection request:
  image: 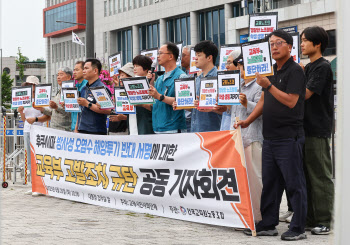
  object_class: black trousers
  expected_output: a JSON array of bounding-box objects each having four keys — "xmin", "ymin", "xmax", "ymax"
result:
[{"xmin": 258, "ymin": 137, "xmax": 307, "ymax": 233}]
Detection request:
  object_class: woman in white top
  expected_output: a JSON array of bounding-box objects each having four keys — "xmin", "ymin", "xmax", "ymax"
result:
[{"xmin": 18, "ymin": 76, "xmax": 51, "ymax": 178}]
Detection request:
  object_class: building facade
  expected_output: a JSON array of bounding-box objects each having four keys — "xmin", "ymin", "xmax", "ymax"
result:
[
  {"xmin": 2, "ymin": 57, "xmax": 46, "ymax": 87},
  {"xmin": 44, "ymin": 0, "xmax": 336, "ymax": 92}
]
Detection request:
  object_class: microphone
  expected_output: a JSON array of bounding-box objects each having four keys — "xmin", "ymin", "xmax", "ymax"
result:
[{"xmin": 148, "ymin": 61, "xmax": 157, "ymax": 84}]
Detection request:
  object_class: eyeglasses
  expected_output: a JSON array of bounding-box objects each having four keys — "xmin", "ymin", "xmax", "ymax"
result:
[
  {"xmin": 157, "ymin": 52, "xmax": 171, "ymax": 56},
  {"xmin": 270, "ymin": 41, "xmax": 287, "ymax": 48},
  {"xmin": 226, "ymin": 61, "xmax": 234, "ymax": 66}
]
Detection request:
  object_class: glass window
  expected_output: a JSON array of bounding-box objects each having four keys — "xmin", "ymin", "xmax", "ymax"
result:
[
  {"xmin": 198, "ymin": 8, "xmax": 225, "ymax": 64},
  {"xmin": 109, "ymin": 0, "xmax": 113, "ymax": 15},
  {"xmin": 104, "ymin": 32, "xmax": 108, "ymax": 53},
  {"xmin": 233, "ymin": 2, "xmax": 243, "ymax": 18},
  {"xmin": 139, "ymin": 22, "xmax": 159, "ymax": 50},
  {"xmin": 134, "ymin": 0, "xmax": 137, "ymax": 8},
  {"xmin": 117, "ymin": 29, "xmax": 133, "ymax": 64},
  {"xmin": 139, "ymin": 0, "xmax": 142, "ymax": 7},
  {"xmin": 114, "ymin": 0, "xmax": 118, "ymax": 14},
  {"xmin": 119, "ymin": 0, "xmax": 122, "ymax": 12},
  {"xmin": 45, "ymin": 2, "xmax": 77, "ymax": 34},
  {"xmin": 63, "ymin": 42, "xmax": 66, "ymax": 60},
  {"xmin": 166, "ymin": 16, "xmax": 190, "ymax": 45},
  {"xmin": 104, "ymin": 1, "xmax": 107, "ymax": 17},
  {"xmin": 324, "ymin": 30, "xmax": 336, "ymax": 56}
]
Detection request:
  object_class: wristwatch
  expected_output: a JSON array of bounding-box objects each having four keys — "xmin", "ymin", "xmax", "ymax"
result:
[
  {"xmin": 88, "ymin": 102, "xmax": 92, "ymax": 109},
  {"xmin": 35, "ymin": 117, "xmax": 38, "ymax": 122},
  {"xmin": 159, "ymin": 94, "xmax": 165, "ymax": 101},
  {"xmin": 266, "ymin": 83, "xmax": 273, "ymax": 91}
]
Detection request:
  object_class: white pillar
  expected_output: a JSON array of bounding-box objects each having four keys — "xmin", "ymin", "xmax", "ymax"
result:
[
  {"xmin": 159, "ymin": 18, "xmax": 167, "ymax": 46},
  {"xmin": 335, "ymin": 0, "xmax": 350, "ymax": 244},
  {"xmin": 190, "ymin": 11, "xmax": 199, "ymax": 45},
  {"xmin": 224, "ymin": 3, "xmax": 233, "ymax": 44},
  {"xmin": 132, "ymin": 25, "xmax": 139, "ymax": 56}
]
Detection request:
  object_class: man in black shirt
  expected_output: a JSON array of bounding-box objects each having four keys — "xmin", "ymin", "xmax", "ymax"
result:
[
  {"xmin": 300, "ymin": 26, "xmax": 334, "ymax": 235},
  {"xmin": 236, "ymin": 30, "xmax": 307, "ymax": 241}
]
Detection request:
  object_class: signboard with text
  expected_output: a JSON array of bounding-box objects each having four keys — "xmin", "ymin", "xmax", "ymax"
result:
[
  {"xmin": 174, "ymin": 77, "xmax": 196, "ymax": 109},
  {"xmin": 217, "ymin": 70, "xmax": 241, "ymax": 105},
  {"xmin": 109, "ymin": 52, "xmax": 122, "ymax": 76},
  {"xmin": 90, "ymin": 86, "xmax": 114, "ymax": 110},
  {"xmin": 34, "ymin": 84, "xmax": 52, "ymax": 107},
  {"xmin": 11, "ymin": 86, "xmax": 32, "ymax": 109},
  {"xmin": 114, "ymin": 87, "xmax": 136, "ymax": 114},
  {"xmin": 242, "ymin": 39, "xmax": 274, "ymax": 79},
  {"xmin": 249, "ymin": 12, "xmax": 278, "ymax": 41},
  {"xmin": 219, "ymin": 44, "xmax": 241, "ymax": 71},
  {"xmin": 123, "ymin": 77, "xmax": 154, "ymax": 105},
  {"xmin": 141, "ymin": 48, "xmax": 158, "ymax": 72},
  {"xmin": 189, "ymin": 48, "xmax": 201, "ymax": 74},
  {"xmin": 30, "ymin": 125, "xmax": 255, "ymax": 231},
  {"xmin": 63, "ymin": 88, "xmax": 81, "ymax": 112},
  {"xmin": 198, "ymin": 77, "xmax": 218, "ymax": 109}
]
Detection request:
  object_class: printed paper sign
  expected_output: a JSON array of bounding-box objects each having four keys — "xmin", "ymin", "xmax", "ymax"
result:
[
  {"xmin": 90, "ymin": 86, "xmax": 114, "ymax": 110},
  {"xmin": 290, "ymin": 32, "xmax": 300, "ymax": 63},
  {"xmin": 249, "ymin": 12, "xmax": 278, "ymax": 41},
  {"xmin": 198, "ymin": 77, "xmax": 218, "ymax": 109},
  {"xmin": 141, "ymin": 48, "xmax": 158, "ymax": 72},
  {"xmin": 109, "ymin": 52, "xmax": 122, "ymax": 76},
  {"xmin": 34, "ymin": 84, "xmax": 52, "ymax": 107},
  {"xmin": 242, "ymin": 39, "xmax": 274, "ymax": 79},
  {"xmin": 30, "ymin": 125, "xmax": 256, "ymax": 231},
  {"xmin": 123, "ymin": 77, "xmax": 154, "ymax": 105},
  {"xmin": 189, "ymin": 47, "xmax": 201, "ymax": 74},
  {"xmin": 217, "ymin": 70, "xmax": 241, "ymax": 105},
  {"xmin": 62, "ymin": 88, "xmax": 80, "ymax": 112},
  {"xmin": 61, "ymin": 80, "xmax": 75, "ymax": 102},
  {"xmin": 219, "ymin": 44, "xmax": 241, "ymax": 71},
  {"xmin": 174, "ymin": 77, "xmax": 196, "ymax": 109},
  {"xmin": 114, "ymin": 87, "xmax": 136, "ymax": 114},
  {"xmin": 11, "ymin": 86, "xmax": 32, "ymax": 109},
  {"xmin": 176, "ymin": 41, "xmax": 183, "ymax": 67}
]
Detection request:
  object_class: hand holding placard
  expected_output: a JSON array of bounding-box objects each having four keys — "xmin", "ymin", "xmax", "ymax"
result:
[{"xmin": 255, "ymin": 72, "xmax": 271, "ymax": 88}]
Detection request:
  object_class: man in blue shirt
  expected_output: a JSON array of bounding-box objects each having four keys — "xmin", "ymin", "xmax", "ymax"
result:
[
  {"xmin": 191, "ymin": 40, "xmax": 222, "ymax": 132},
  {"xmin": 143, "ymin": 42, "xmax": 187, "ymax": 133},
  {"xmin": 72, "ymin": 61, "xmax": 88, "ymax": 131},
  {"xmin": 76, "ymin": 59, "xmax": 112, "ymax": 135}
]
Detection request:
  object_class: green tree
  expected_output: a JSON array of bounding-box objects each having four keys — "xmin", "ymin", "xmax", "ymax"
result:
[
  {"xmin": 1, "ymin": 71, "xmax": 14, "ymax": 109},
  {"xmin": 15, "ymin": 47, "xmax": 27, "ymax": 82}
]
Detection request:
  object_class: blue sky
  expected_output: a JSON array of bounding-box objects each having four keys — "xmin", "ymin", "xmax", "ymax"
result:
[{"xmin": 1, "ymin": 0, "xmax": 46, "ymax": 61}]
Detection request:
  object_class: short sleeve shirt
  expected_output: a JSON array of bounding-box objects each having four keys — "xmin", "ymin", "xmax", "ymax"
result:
[
  {"xmin": 263, "ymin": 57, "xmax": 306, "ymax": 139},
  {"xmin": 304, "ymin": 57, "xmax": 333, "ymax": 138}
]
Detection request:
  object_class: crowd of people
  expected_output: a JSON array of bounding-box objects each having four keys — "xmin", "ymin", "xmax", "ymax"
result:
[{"xmin": 19, "ymin": 26, "xmax": 334, "ymax": 241}]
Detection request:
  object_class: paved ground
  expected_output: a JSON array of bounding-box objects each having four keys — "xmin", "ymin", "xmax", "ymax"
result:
[{"xmin": 1, "ymin": 181, "xmax": 334, "ymax": 245}]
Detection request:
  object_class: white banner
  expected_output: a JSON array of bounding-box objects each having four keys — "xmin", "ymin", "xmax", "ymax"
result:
[{"xmin": 30, "ymin": 126, "xmax": 255, "ymax": 230}]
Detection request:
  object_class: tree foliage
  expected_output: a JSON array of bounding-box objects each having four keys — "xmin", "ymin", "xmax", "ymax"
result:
[
  {"xmin": 15, "ymin": 47, "xmax": 27, "ymax": 82},
  {"xmin": 1, "ymin": 71, "xmax": 14, "ymax": 108}
]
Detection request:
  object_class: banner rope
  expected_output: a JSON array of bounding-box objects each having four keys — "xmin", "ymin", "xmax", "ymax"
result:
[{"xmin": 3, "ymin": 115, "xmax": 6, "ymax": 183}]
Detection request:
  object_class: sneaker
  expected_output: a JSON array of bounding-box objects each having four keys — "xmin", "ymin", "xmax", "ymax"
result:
[
  {"xmin": 281, "ymin": 230, "xmax": 307, "ymax": 241},
  {"xmin": 32, "ymin": 192, "xmax": 44, "ymax": 197},
  {"xmin": 25, "ymin": 190, "xmax": 32, "ymax": 195},
  {"xmin": 311, "ymin": 225, "xmax": 331, "ymax": 235},
  {"xmin": 286, "ymin": 213, "xmax": 293, "ymax": 223},
  {"xmin": 243, "ymin": 228, "xmax": 278, "ymax": 236},
  {"xmin": 279, "ymin": 211, "xmax": 293, "ymax": 222}
]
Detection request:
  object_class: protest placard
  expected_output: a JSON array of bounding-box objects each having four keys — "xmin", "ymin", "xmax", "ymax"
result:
[
  {"xmin": 217, "ymin": 70, "xmax": 241, "ymax": 105},
  {"xmin": 123, "ymin": 77, "xmax": 154, "ymax": 105},
  {"xmin": 30, "ymin": 125, "xmax": 256, "ymax": 231},
  {"xmin": 141, "ymin": 48, "xmax": 158, "ymax": 72},
  {"xmin": 114, "ymin": 87, "xmax": 136, "ymax": 114},
  {"xmin": 62, "ymin": 88, "xmax": 80, "ymax": 112},
  {"xmin": 34, "ymin": 84, "xmax": 52, "ymax": 107},
  {"xmin": 176, "ymin": 41, "xmax": 183, "ymax": 67},
  {"xmin": 198, "ymin": 77, "xmax": 218, "ymax": 109},
  {"xmin": 61, "ymin": 80, "xmax": 75, "ymax": 102},
  {"xmin": 249, "ymin": 12, "xmax": 278, "ymax": 41},
  {"xmin": 218, "ymin": 44, "xmax": 241, "ymax": 71},
  {"xmin": 90, "ymin": 86, "xmax": 114, "ymax": 110},
  {"xmin": 241, "ymin": 39, "xmax": 274, "ymax": 79},
  {"xmin": 11, "ymin": 86, "xmax": 32, "ymax": 109},
  {"xmin": 189, "ymin": 47, "xmax": 201, "ymax": 74},
  {"xmin": 109, "ymin": 52, "xmax": 122, "ymax": 76},
  {"xmin": 290, "ymin": 32, "xmax": 300, "ymax": 63},
  {"xmin": 174, "ymin": 77, "xmax": 196, "ymax": 109}
]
